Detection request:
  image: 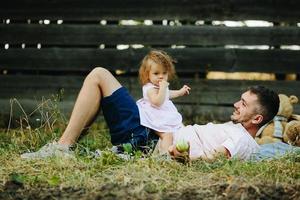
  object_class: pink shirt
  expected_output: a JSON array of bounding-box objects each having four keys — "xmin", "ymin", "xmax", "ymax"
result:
[
  {"xmin": 173, "ymin": 122, "xmax": 259, "ymax": 160},
  {"xmin": 136, "ymin": 83, "xmax": 183, "ymax": 132}
]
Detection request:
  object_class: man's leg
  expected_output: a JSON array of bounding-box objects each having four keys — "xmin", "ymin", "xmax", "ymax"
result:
[
  {"xmin": 58, "ymin": 67, "xmax": 122, "ymax": 145},
  {"xmin": 21, "ymin": 67, "xmax": 122, "ymax": 159}
]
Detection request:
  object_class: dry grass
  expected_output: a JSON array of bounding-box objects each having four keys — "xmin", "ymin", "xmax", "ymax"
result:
[
  {"xmin": 0, "ymin": 126, "xmax": 299, "ymax": 192},
  {"xmin": 0, "ymin": 96, "xmax": 299, "ymax": 199}
]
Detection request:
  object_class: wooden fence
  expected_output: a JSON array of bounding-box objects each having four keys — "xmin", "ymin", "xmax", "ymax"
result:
[{"xmin": 1, "ymin": 0, "xmax": 300, "ymax": 127}]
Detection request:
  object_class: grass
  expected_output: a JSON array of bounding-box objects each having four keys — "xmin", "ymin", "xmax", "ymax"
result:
[
  {"xmin": 0, "ymin": 97, "xmax": 299, "ymax": 199},
  {"xmin": 1, "ymin": 123, "xmax": 300, "ymax": 199}
]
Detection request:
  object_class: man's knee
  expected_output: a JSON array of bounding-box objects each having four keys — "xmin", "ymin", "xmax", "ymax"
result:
[
  {"xmin": 85, "ymin": 67, "xmax": 121, "ymax": 96},
  {"xmin": 91, "ymin": 67, "xmax": 111, "ymax": 77},
  {"xmin": 86, "ymin": 67, "xmax": 110, "ymax": 82}
]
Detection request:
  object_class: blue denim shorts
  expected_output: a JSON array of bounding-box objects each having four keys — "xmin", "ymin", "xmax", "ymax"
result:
[{"xmin": 101, "ymin": 87, "xmax": 157, "ymax": 147}]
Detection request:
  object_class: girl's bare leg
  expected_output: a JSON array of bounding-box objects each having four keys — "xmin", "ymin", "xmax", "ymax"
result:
[
  {"xmin": 58, "ymin": 67, "xmax": 122, "ymax": 145},
  {"xmin": 156, "ymin": 132, "xmax": 173, "ymax": 155}
]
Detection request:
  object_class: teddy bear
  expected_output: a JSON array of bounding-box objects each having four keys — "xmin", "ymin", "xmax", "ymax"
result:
[
  {"xmin": 255, "ymin": 94, "xmax": 300, "ymax": 147},
  {"xmin": 284, "ymin": 114, "xmax": 300, "ymax": 146}
]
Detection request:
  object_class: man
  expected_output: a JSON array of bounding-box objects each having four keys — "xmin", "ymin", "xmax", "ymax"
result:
[
  {"xmin": 21, "ymin": 67, "xmax": 279, "ymax": 161},
  {"xmin": 167, "ymin": 86, "xmax": 279, "ymax": 161}
]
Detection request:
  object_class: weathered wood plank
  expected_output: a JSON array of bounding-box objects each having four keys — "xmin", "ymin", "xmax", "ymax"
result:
[
  {"xmin": 0, "ymin": 0, "xmax": 299, "ymax": 22},
  {"xmin": 1, "ymin": 97, "xmax": 300, "ymax": 127},
  {"xmin": 1, "ymin": 75, "xmax": 300, "ymax": 127},
  {"xmin": 1, "ymin": 75, "xmax": 300, "ymax": 105},
  {"xmin": 0, "ymin": 99, "xmax": 233, "ymax": 128},
  {"xmin": 1, "ymin": 48, "xmax": 300, "ymax": 74},
  {"xmin": 1, "ymin": 25, "xmax": 300, "ymax": 46}
]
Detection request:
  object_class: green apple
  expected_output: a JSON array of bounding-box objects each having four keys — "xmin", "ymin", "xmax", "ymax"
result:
[{"xmin": 176, "ymin": 139, "xmax": 189, "ymax": 152}]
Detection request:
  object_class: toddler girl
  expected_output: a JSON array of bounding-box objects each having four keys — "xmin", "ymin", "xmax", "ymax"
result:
[{"xmin": 136, "ymin": 50, "xmax": 191, "ymax": 154}]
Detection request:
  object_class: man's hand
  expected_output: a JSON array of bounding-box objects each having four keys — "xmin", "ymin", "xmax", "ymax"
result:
[{"xmin": 168, "ymin": 144, "xmax": 190, "ymax": 164}]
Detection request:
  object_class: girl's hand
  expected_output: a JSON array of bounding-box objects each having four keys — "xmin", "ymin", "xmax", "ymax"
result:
[
  {"xmin": 179, "ymin": 85, "xmax": 191, "ymax": 96},
  {"xmin": 158, "ymin": 80, "xmax": 169, "ymax": 89},
  {"xmin": 147, "ymin": 80, "xmax": 169, "ymax": 107}
]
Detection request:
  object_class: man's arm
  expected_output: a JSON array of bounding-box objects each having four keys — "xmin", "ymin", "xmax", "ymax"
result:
[
  {"xmin": 198, "ymin": 146, "xmax": 230, "ymax": 162},
  {"xmin": 168, "ymin": 145, "xmax": 230, "ymax": 162}
]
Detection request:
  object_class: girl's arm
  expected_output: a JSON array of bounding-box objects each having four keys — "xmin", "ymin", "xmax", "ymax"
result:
[
  {"xmin": 147, "ymin": 80, "xmax": 169, "ymax": 107},
  {"xmin": 169, "ymin": 85, "xmax": 191, "ymax": 99}
]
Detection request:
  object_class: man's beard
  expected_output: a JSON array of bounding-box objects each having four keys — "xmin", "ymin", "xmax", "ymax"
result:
[
  {"xmin": 231, "ymin": 114, "xmax": 239, "ymax": 124},
  {"xmin": 231, "ymin": 111, "xmax": 246, "ymax": 124},
  {"xmin": 231, "ymin": 112, "xmax": 253, "ymax": 125},
  {"xmin": 231, "ymin": 109, "xmax": 240, "ymax": 124}
]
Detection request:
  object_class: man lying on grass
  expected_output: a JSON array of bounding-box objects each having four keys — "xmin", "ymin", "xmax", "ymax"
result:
[
  {"xmin": 164, "ymin": 85, "xmax": 279, "ymax": 161},
  {"xmin": 21, "ymin": 67, "xmax": 279, "ymax": 161}
]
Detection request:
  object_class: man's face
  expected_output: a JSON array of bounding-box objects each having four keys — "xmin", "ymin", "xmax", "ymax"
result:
[{"xmin": 231, "ymin": 91, "xmax": 260, "ymax": 126}]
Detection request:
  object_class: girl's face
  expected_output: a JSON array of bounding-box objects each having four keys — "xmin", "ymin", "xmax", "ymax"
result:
[{"xmin": 148, "ymin": 62, "xmax": 168, "ymax": 86}]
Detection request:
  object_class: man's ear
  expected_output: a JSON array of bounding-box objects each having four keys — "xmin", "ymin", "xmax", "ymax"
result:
[{"xmin": 252, "ymin": 114, "xmax": 263, "ymax": 125}]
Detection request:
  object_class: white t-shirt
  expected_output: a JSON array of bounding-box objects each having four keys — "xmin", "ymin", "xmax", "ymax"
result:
[
  {"xmin": 136, "ymin": 83, "xmax": 183, "ymax": 132},
  {"xmin": 173, "ymin": 121, "xmax": 260, "ymax": 160}
]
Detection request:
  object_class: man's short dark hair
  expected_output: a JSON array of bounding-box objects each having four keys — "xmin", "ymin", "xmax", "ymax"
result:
[{"xmin": 248, "ymin": 85, "xmax": 279, "ymax": 127}]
